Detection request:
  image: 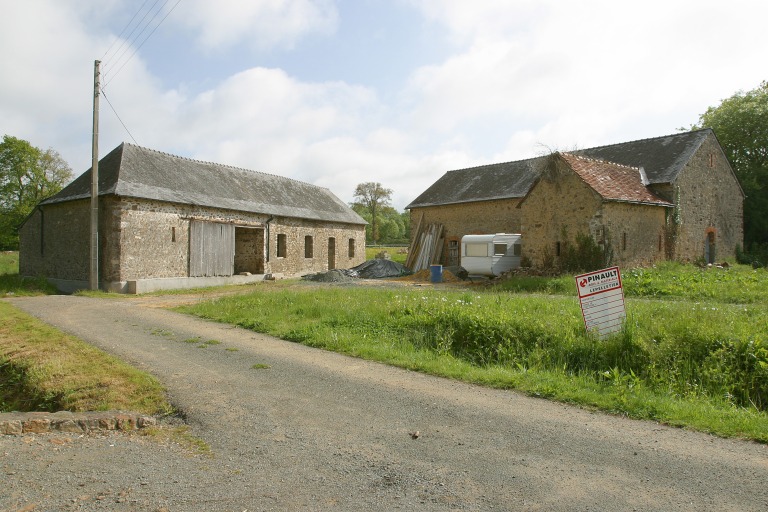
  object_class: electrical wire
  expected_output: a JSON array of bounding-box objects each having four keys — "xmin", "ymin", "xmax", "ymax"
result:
[
  {"xmin": 100, "ymin": 88, "xmax": 140, "ymax": 146},
  {"xmin": 100, "ymin": 0, "xmax": 152, "ymax": 64},
  {"xmin": 103, "ymin": 0, "xmax": 183, "ymax": 87}
]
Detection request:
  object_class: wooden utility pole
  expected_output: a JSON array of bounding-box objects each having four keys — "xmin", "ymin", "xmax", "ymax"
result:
[{"xmin": 89, "ymin": 60, "xmax": 100, "ymax": 290}]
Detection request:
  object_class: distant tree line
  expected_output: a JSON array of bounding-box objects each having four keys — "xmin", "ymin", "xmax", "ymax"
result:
[
  {"xmin": 0, "ymin": 135, "xmax": 73, "ymax": 250},
  {"xmin": 351, "ymin": 182, "xmax": 410, "ymax": 245}
]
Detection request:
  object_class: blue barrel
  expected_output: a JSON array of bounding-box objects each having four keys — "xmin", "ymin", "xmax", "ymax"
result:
[{"xmin": 430, "ymin": 264, "xmax": 443, "ymax": 283}]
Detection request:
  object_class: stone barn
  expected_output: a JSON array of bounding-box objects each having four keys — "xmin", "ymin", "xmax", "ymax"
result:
[
  {"xmin": 407, "ymin": 129, "xmax": 744, "ymax": 269},
  {"xmin": 19, "ymin": 143, "xmax": 367, "ymax": 293}
]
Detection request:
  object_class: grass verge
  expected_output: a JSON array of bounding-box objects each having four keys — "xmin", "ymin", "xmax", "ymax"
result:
[
  {"xmin": 177, "ymin": 280, "xmax": 768, "ymax": 443},
  {"xmin": 0, "ymin": 301, "xmax": 171, "ymax": 414}
]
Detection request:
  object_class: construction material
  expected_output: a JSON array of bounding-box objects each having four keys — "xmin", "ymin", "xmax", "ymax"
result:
[{"xmin": 406, "ymin": 222, "xmax": 445, "ymax": 272}]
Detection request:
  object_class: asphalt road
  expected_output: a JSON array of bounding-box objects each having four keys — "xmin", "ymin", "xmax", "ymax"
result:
[{"xmin": 2, "ymin": 294, "xmax": 767, "ymax": 511}]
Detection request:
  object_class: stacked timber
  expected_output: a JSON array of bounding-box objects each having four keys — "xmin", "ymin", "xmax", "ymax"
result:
[{"xmin": 406, "ymin": 218, "xmax": 445, "ymax": 272}]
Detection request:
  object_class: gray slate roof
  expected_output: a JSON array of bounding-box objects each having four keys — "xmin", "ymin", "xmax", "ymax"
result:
[
  {"xmin": 43, "ymin": 143, "xmax": 366, "ymax": 225},
  {"xmin": 406, "ymin": 129, "xmax": 713, "ymax": 209}
]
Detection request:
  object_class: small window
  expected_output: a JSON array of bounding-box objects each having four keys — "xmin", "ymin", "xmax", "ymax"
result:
[
  {"xmin": 172, "ymin": 226, "xmax": 176, "ymax": 242},
  {"xmin": 622, "ymin": 232, "xmax": 628, "ymax": 251},
  {"xmin": 708, "ymin": 153, "xmax": 715, "ymax": 168},
  {"xmin": 277, "ymin": 234, "xmax": 287, "ymax": 258},
  {"xmin": 348, "ymin": 238, "xmax": 355, "ymax": 258},
  {"xmin": 493, "ymin": 243, "xmax": 507, "ymax": 256},
  {"xmin": 555, "ymin": 241, "xmax": 561, "ymax": 257},
  {"xmin": 512, "ymin": 243, "xmax": 522, "ymax": 257},
  {"xmin": 305, "ymin": 235, "xmax": 314, "ymax": 258},
  {"xmin": 465, "ymin": 243, "xmax": 488, "ymax": 257}
]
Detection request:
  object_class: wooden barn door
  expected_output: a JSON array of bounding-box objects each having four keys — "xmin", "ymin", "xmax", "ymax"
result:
[{"xmin": 189, "ymin": 221, "xmax": 235, "ymax": 277}]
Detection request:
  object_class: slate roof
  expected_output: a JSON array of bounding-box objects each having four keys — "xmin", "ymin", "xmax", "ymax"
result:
[
  {"xmin": 406, "ymin": 129, "xmax": 713, "ymax": 209},
  {"xmin": 559, "ymin": 153, "xmax": 673, "ymax": 206},
  {"xmin": 42, "ymin": 143, "xmax": 366, "ymax": 225}
]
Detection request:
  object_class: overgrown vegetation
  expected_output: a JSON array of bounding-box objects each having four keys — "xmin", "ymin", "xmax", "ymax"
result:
[
  {"xmin": 0, "ymin": 301, "xmax": 171, "ymax": 414},
  {"xmin": 178, "ymin": 264, "xmax": 768, "ymax": 441}
]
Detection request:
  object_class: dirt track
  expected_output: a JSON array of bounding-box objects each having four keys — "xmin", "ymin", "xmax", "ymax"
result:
[{"xmin": 2, "ymin": 294, "xmax": 767, "ymax": 511}]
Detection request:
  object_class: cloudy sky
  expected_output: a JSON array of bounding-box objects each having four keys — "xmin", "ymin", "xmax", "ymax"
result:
[{"xmin": 2, "ymin": 0, "xmax": 766, "ymax": 210}]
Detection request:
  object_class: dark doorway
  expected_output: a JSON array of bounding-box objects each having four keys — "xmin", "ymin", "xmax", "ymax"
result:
[
  {"xmin": 234, "ymin": 227, "xmax": 265, "ymax": 274},
  {"xmin": 328, "ymin": 237, "xmax": 336, "ymax": 270}
]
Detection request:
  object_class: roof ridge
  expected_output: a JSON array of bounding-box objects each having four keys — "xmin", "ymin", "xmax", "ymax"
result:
[
  {"xmin": 576, "ymin": 128, "xmax": 711, "ymax": 153},
  {"xmin": 121, "ymin": 142, "xmax": 325, "ymax": 191},
  {"xmin": 560, "ymin": 152, "xmax": 641, "ymax": 171}
]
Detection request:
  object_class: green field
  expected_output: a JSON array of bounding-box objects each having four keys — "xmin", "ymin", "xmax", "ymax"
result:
[
  {"xmin": 179, "ymin": 262, "xmax": 768, "ymax": 442},
  {"xmin": 365, "ymin": 246, "xmax": 408, "ymax": 265}
]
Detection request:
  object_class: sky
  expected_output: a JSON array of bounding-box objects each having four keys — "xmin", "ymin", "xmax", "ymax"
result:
[{"xmin": 1, "ymin": 0, "xmax": 767, "ymax": 211}]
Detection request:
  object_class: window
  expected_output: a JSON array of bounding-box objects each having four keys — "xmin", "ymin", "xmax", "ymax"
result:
[
  {"xmin": 555, "ymin": 241, "xmax": 561, "ymax": 257},
  {"xmin": 622, "ymin": 232, "xmax": 627, "ymax": 251},
  {"xmin": 277, "ymin": 233, "xmax": 287, "ymax": 258},
  {"xmin": 493, "ymin": 243, "xmax": 507, "ymax": 256},
  {"xmin": 708, "ymin": 153, "xmax": 715, "ymax": 168},
  {"xmin": 465, "ymin": 243, "xmax": 488, "ymax": 257},
  {"xmin": 348, "ymin": 238, "xmax": 355, "ymax": 258},
  {"xmin": 304, "ymin": 235, "xmax": 314, "ymax": 258},
  {"xmin": 512, "ymin": 243, "xmax": 522, "ymax": 257},
  {"xmin": 172, "ymin": 226, "xmax": 176, "ymax": 242}
]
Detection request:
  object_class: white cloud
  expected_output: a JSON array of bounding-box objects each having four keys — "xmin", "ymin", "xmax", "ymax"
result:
[{"xmin": 177, "ymin": 0, "xmax": 339, "ymax": 51}]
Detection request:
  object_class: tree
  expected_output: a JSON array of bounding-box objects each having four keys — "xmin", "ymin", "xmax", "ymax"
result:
[
  {"xmin": 693, "ymin": 82, "xmax": 768, "ymax": 249},
  {"xmin": 352, "ymin": 182, "xmax": 393, "ymax": 244},
  {"xmin": 0, "ymin": 135, "xmax": 73, "ymax": 249}
]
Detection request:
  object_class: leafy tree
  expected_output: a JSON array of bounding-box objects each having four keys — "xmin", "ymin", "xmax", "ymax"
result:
[
  {"xmin": 693, "ymin": 82, "xmax": 768, "ymax": 249},
  {"xmin": 0, "ymin": 135, "xmax": 73, "ymax": 250},
  {"xmin": 352, "ymin": 182, "xmax": 393, "ymax": 243}
]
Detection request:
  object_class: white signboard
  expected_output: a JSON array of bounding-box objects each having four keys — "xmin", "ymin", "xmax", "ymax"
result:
[{"xmin": 575, "ymin": 266, "xmax": 626, "ymax": 339}]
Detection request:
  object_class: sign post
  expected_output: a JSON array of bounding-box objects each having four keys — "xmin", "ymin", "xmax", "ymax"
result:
[{"xmin": 575, "ymin": 266, "xmax": 626, "ymax": 339}]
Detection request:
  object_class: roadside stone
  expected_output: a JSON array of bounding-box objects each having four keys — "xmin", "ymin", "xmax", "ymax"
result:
[{"xmin": 0, "ymin": 411, "xmax": 156, "ymax": 436}]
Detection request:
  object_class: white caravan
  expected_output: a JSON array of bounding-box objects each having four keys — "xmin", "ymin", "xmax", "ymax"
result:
[{"xmin": 461, "ymin": 233, "xmax": 522, "ymax": 277}]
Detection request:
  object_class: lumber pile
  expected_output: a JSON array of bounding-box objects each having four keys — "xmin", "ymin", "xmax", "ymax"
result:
[{"xmin": 406, "ymin": 217, "xmax": 445, "ymax": 272}]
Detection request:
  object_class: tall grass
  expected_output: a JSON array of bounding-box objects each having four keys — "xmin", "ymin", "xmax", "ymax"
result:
[{"xmin": 178, "ymin": 279, "xmax": 768, "ymax": 441}]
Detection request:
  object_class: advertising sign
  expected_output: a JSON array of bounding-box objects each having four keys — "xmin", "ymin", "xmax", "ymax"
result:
[{"xmin": 575, "ymin": 266, "xmax": 626, "ymax": 339}]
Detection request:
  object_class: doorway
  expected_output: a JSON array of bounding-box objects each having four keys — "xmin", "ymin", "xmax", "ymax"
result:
[
  {"xmin": 234, "ymin": 227, "xmax": 265, "ymax": 274},
  {"xmin": 328, "ymin": 237, "xmax": 336, "ymax": 270}
]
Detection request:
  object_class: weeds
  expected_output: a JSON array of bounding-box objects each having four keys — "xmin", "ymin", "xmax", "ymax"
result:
[{"xmin": 178, "ymin": 273, "xmax": 768, "ymax": 441}]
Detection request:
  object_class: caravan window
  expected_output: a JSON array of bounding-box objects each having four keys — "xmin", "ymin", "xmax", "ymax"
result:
[
  {"xmin": 465, "ymin": 243, "xmax": 488, "ymax": 257},
  {"xmin": 512, "ymin": 243, "xmax": 521, "ymax": 257},
  {"xmin": 493, "ymin": 243, "xmax": 507, "ymax": 256}
]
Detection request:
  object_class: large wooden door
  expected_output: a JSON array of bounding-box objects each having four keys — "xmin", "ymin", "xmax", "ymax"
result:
[{"xmin": 189, "ymin": 221, "xmax": 234, "ymax": 277}]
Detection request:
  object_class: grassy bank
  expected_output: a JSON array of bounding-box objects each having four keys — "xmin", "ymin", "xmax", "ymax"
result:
[
  {"xmin": 178, "ymin": 265, "xmax": 768, "ymax": 442},
  {"xmin": 0, "ymin": 301, "xmax": 171, "ymax": 414}
]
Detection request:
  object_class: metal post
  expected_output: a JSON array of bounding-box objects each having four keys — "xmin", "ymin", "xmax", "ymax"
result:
[{"xmin": 89, "ymin": 60, "xmax": 100, "ymax": 291}]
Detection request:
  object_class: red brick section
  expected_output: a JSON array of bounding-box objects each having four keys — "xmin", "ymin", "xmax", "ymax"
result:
[{"xmin": 0, "ymin": 411, "xmax": 156, "ymax": 435}]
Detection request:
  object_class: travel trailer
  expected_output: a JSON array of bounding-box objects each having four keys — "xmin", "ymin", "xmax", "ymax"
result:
[{"xmin": 461, "ymin": 233, "xmax": 522, "ymax": 276}]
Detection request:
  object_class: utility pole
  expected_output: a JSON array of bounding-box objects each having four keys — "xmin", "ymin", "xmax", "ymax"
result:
[{"xmin": 89, "ymin": 60, "xmax": 100, "ymax": 291}]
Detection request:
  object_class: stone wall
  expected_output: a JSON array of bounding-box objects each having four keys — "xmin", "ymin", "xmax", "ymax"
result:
[
  {"xmin": 492, "ymin": 166, "xmax": 668, "ymax": 269},
  {"xmin": 19, "ymin": 199, "xmax": 92, "ymax": 281},
  {"xmin": 267, "ymin": 217, "xmax": 366, "ymax": 275},
  {"xmin": 410, "ymin": 198, "xmax": 522, "ymax": 265},
  {"xmin": 19, "ymin": 196, "xmax": 366, "ymax": 291},
  {"xmin": 521, "ymin": 168, "xmax": 602, "ymax": 267},
  {"xmin": 671, "ymin": 134, "xmax": 744, "ymax": 262}
]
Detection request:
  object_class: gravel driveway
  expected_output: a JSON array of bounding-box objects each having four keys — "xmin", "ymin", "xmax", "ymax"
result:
[{"xmin": 3, "ymin": 294, "xmax": 767, "ymax": 511}]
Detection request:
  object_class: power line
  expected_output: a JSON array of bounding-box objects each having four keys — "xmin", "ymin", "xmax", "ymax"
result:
[
  {"xmin": 100, "ymin": 0, "xmax": 152, "ymax": 63},
  {"xmin": 103, "ymin": 0, "xmax": 183, "ymax": 88},
  {"xmin": 100, "ymin": 88, "xmax": 140, "ymax": 146}
]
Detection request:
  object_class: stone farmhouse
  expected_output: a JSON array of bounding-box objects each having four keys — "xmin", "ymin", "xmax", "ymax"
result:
[
  {"xmin": 19, "ymin": 143, "xmax": 367, "ymax": 293},
  {"xmin": 407, "ymin": 129, "xmax": 744, "ymax": 269}
]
